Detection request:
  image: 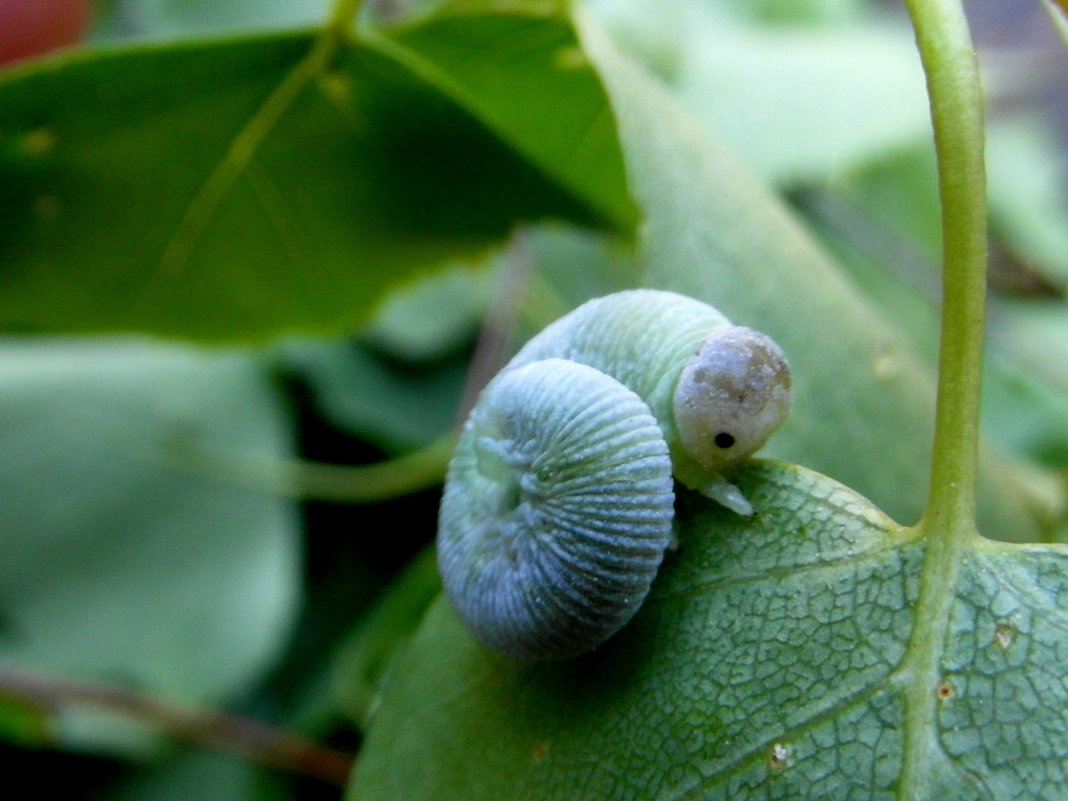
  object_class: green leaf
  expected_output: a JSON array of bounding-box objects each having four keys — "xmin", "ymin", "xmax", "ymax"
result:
[
  {"xmin": 832, "ymin": 140, "xmax": 943, "ymax": 268},
  {"xmin": 331, "ymin": 547, "xmax": 441, "ymax": 729},
  {"xmin": 983, "ymin": 356, "xmax": 1068, "ymax": 469},
  {"xmin": 821, "ymin": 114, "xmax": 1068, "ymax": 295},
  {"xmin": 347, "ymin": 462, "xmax": 1068, "ymax": 800},
  {"xmin": 990, "ymin": 297, "xmax": 1068, "ymax": 398},
  {"xmin": 107, "ymin": 750, "xmax": 287, "ymax": 801},
  {"xmin": 572, "ymin": 15, "xmax": 1038, "ymax": 539},
  {"xmin": 987, "ymin": 117, "xmax": 1068, "ymax": 290},
  {"xmin": 362, "ymin": 263, "xmax": 497, "ymax": 362},
  {"xmin": 0, "ymin": 340, "xmax": 299, "ymax": 752},
  {"xmin": 0, "ymin": 11, "xmax": 618, "ymax": 340},
  {"xmin": 586, "ymin": 1, "xmax": 930, "ymax": 185},
  {"xmin": 804, "ymin": 200, "xmax": 1068, "ymax": 483},
  {"xmin": 674, "ymin": 24, "xmax": 930, "ymax": 186},
  {"xmin": 91, "ymin": 0, "xmax": 330, "ymax": 42},
  {"xmin": 280, "ymin": 338, "xmax": 468, "ymax": 453},
  {"xmin": 373, "ymin": 4, "xmax": 636, "ymax": 228},
  {"xmin": 712, "ymin": 0, "xmax": 867, "ymax": 25}
]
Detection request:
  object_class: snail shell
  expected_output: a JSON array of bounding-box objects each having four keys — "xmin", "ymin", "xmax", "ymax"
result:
[{"xmin": 438, "ymin": 290, "xmax": 791, "ymax": 660}]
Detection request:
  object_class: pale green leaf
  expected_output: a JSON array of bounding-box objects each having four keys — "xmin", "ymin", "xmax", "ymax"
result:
[
  {"xmin": 799, "ymin": 191, "xmax": 1068, "ymax": 478},
  {"xmin": 0, "ymin": 340, "xmax": 299, "ymax": 752},
  {"xmin": 362, "ymin": 264, "xmax": 498, "ymax": 362},
  {"xmin": 91, "ymin": 0, "xmax": 330, "ymax": 42},
  {"xmin": 585, "ymin": 0, "xmax": 930, "ymax": 185},
  {"xmin": 989, "ymin": 297, "xmax": 1068, "ymax": 401},
  {"xmin": 987, "ymin": 116, "xmax": 1068, "ymax": 290},
  {"xmin": 675, "ymin": 25, "xmax": 930, "ymax": 185},
  {"xmin": 573, "ymin": 16, "xmax": 1037, "ymax": 538}
]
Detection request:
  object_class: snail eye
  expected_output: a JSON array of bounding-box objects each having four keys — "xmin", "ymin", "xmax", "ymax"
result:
[{"xmin": 714, "ymin": 432, "xmax": 736, "ymax": 449}]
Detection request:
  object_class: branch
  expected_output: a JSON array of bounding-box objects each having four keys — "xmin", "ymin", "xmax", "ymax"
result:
[{"xmin": 0, "ymin": 664, "xmax": 354, "ymax": 786}]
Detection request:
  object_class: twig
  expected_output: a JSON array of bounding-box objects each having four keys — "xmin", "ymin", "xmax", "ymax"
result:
[
  {"xmin": 457, "ymin": 228, "xmax": 534, "ymax": 421},
  {"xmin": 0, "ymin": 664, "xmax": 354, "ymax": 786}
]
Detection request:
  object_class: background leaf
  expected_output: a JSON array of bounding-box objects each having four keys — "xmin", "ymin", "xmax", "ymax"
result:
[
  {"xmin": 572, "ymin": 14, "xmax": 1040, "ymax": 538},
  {"xmin": 279, "ymin": 338, "xmax": 469, "ymax": 454},
  {"xmin": 987, "ymin": 116, "xmax": 1068, "ymax": 291},
  {"xmin": 92, "ymin": 0, "xmax": 330, "ymax": 41},
  {"xmin": 0, "ymin": 18, "xmax": 614, "ymax": 339},
  {"xmin": 105, "ymin": 750, "xmax": 287, "ymax": 801},
  {"xmin": 0, "ymin": 340, "xmax": 299, "ymax": 751},
  {"xmin": 587, "ymin": 0, "xmax": 931, "ymax": 185}
]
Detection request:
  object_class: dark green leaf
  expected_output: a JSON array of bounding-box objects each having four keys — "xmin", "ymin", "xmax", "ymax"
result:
[
  {"xmin": 106, "ymin": 750, "xmax": 287, "ymax": 801},
  {"xmin": 332, "ymin": 547, "xmax": 441, "ymax": 729},
  {"xmin": 0, "ymin": 13, "xmax": 617, "ymax": 339}
]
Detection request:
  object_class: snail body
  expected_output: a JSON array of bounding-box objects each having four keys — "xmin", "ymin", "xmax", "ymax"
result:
[{"xmin": 438, "ymin": 290, "xmax": 791, "ymax": 660}]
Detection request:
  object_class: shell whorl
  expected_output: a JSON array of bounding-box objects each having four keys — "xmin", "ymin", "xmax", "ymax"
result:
[{"xmin": 437, "ymin": 358, "xmax": 675, "ymax": 661}]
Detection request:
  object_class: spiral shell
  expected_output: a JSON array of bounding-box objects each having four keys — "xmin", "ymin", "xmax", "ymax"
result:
[
  {"xmin": 437, "ymin": 359, "xmax": 675, "ymax": 661},
  {"xmin": 438, "ymin": 290, "xmax": 791, "ymax": 660}
]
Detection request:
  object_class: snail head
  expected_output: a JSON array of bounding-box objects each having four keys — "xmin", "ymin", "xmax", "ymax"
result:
[{"xmin": 672, "ymin": 326, "xmax": 792, "ymax": 472}]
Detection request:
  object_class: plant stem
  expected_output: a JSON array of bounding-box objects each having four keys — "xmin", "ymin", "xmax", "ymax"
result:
[
  {"xmin": 898, "ymin": 0, "xmax": 987, "ymax": 795},
  {"xmin": 457, "ymin": 229, "xmax": 533, "ymax": 420},
  {"xmin": 908, "ymin": 0, "xmax": 987, "ymax": 532},
  {"xmin": 250, "ymin": 434, "xmax": 456, "ymax": 503},
  {"xmin": 329, "ymin": 0, "xmax": 365, "ymax": 35},
  {"xmin": 168, "ymin": 434, "xmax": 455, "ymax": 503},
  {"xmin": 0, "ymin": 664, "xmax": 354, "ymax": 785}
]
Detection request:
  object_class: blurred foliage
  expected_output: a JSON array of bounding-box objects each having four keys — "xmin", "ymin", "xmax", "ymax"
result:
[{"xmin": 0, "ymin": 0, "xmax": 1065, "ymax": 798}]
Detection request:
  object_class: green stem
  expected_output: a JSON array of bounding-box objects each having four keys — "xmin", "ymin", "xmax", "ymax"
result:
[
  {"xmin": 190, "ymin": 433, "xmax": 456, "ymax": 504},
  {"xmin": 910, "ymin": 0, "xmax": 987, "ymax": 531},
  {"xmin": 267, "ymin": 434, "xmax": 455, "ymax": 503},
  {"xmin": 898, "ymin": 0, "xmax": 987, "ymax": 795},
  {"xmin": 329, "ymin": 0, "xmax": 365, "ymax": 35}
]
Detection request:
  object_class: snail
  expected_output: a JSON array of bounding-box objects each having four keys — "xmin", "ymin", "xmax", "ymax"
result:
[{"xmin": 437, "ymin": 289, "xmax": 791, "ymax": 660}]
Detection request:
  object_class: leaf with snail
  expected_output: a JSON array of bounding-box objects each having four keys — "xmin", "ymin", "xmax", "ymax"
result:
[{"xmin": 347, "ymin": 460, "xmax": 1068, "ymax": 800}]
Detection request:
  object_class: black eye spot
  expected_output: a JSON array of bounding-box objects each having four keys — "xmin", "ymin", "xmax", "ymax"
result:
[{"xmin": 714, "ymin": 432, "xmax": 735, "ymax": 449}]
